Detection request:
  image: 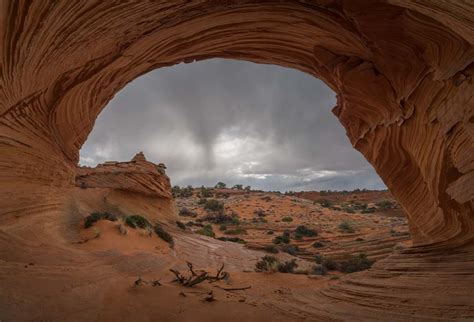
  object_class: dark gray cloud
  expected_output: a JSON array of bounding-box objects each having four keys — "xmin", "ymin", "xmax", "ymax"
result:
[{"xmin": 80, "ymin": 59, "xmax": 385, "ymax": 191}]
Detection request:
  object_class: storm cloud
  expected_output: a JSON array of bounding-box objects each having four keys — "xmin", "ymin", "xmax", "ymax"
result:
[{"xmin": 80, "ymin": 59, "xmax": 385, "ymax": 191}]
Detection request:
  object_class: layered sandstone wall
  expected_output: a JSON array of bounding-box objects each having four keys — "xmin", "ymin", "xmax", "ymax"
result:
[
  {"xmin": 76, "ymin": 152, "xmax": 172, "ymax": 198},
  {"xmin": 0, "ymin": 1, "xmax": 472, "ymax": 247}
]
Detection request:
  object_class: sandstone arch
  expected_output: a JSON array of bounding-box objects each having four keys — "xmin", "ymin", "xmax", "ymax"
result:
[{"xmin": 1, "ymin": 0, "xmax": 473, "ymax": 319}]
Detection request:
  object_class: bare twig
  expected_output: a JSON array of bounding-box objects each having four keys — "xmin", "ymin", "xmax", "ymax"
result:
[
  {"xmin": 214, "ymin": 285, "xmax": 252, "ymax": 291},
  {"xmin": 170, "ymin": 262, "xmax": 229, "ymax": 287}
]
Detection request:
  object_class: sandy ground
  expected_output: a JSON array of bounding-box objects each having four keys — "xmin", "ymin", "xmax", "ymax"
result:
[{"xmin": 0, "ymin": 188, "xmax": 416, "ymax": 321}]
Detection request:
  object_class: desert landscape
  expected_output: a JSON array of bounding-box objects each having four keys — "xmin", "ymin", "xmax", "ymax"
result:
[{"xmin": 1, "ymin": 1, "xmax": 473, "ymax": 321}]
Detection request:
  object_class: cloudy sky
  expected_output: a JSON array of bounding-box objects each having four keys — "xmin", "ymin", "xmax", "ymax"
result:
[{"xmin": 80, "ymin": 59, "xmax": 385, "ymax": 192}]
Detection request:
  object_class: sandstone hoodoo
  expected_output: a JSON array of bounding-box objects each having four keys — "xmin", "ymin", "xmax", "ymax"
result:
[{"xmin": 0, "ymin": 1, "xmax": 473, "ymax": 321}]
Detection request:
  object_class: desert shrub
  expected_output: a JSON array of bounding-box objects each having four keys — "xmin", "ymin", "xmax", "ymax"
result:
[
  {"xmin": 329, "ymin": 276, "xmax": 340, "ymax": 280},
  {"xmin": 254, "ymin": 209, "xmax": 266, "ymax": 217},
  {"xmin": 173, "ymin": 185, "xmax": 193, "ymax": 198},
  {"xmin": 361, "ymin": 208, "xmax": 376, "ymax": 214},
  {"xmin": 316, "ymin": 199, "xmax": 332, "ymax": 208},
  {"xmin": 217, "ymin": 236, "xmax": 246, "ymax": 244},
  {"xmin": 264, "ymin": 245, "xmax": 279, "ymax": 254},
  {"xmin": 84, "ymin": 212, "xmax": 118, "ymax": 228},
  {"xmin": 176, "ymin": 221, "xmax": 186, "ymax": 230},
  {"xmin": 179, "ymin": 207, "xmax": 197, "ymax": 217},
  {"xmin": 203, "ymin": 199, "xmax": 225, "ymax": 214},
  {"xmin": 197, "ymin": 198, "xmax": 207, "ymax": 205},
  {"xmin": 278, "ymin": 259, "xmax": 298, "ymax": 273},
  {"xmin": 282, "ymin": 216, "xmax": 293, "ymax": 222},
  {"xmin": 202, "ymin": 212, "xmax": 237, "ymax": 225},
  {"xmin": 261, "ymin": 196, "xmax": 272, "ymax": 202},
  {"xmin": 215, "ymin": 182, "xmax": 226, "ymax": 189},
  {"xmin": 255, "ymin": 256, "xmax": 279, "ymax": 273},
  {"xmin": 294, "ymin": 225, "xmax": 317, "ymax": 238},
  {"xmin": 312, "ymin": 241, "xmax": 325, "ymax": 248},
  {"xmin": 279, "ymin": 244, "xmax": 300, "ymax": 255},
  {"xmin": 310, "ymin": 264, "xmax": 328, "ymax": 276},
  {"xmin": 125, "ymin": 215, "xmax": 152, "ymax": 229},
  {"xmin": 200, "ymin": 186, "xmax": 212, "ymax": 198},
  {"xmin": 219, "ymin": 224, "xmax": 227, "ymax": 231},
  {"xmin": 356, "ymin": 237, "xmax": 364, "ymax": 241},
  {"xmin": 339, "ymin": 254, "xmax": 374, "ymax": 273},
  {"xmin": 343, "ymin": 206, "xmax": 356, "ymax": 214},
  {"xmin": 315, "ymin": 255, "xmax": 338, "ymax": 271},
  {"xmin": 272, "ymin": 231, "xmax": 290, "ymax": 244},
  {"xmin": 224, "ymin": 228, "xmax": 247, "ymax": 235},
  {"xmin": 154, "ymin": 224, "xmax": 174, "ymax": 245},
  {"xmin": 266, "ymin": 230, "xmax": 274, "ymax": 235},
  {"xmin": 232, "ymin": 184, "xmax": 243, "ymax": 190},
  {"xmin": 196, "ymin": 224, "xmax": 215, "ymax": 238},
  {"xmin": 338, "ymin": 221, "xmax": 354, "ymax": 233},
  {"xmin": 244, "ymin": 186, "xmax": 251, "ymax": 191},
  {"xmin": 376, "ymin": 200, "xmax": 396, "ymax": 209}
]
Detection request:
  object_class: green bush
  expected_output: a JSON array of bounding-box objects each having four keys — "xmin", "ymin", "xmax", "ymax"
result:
[
  {"xmin": 311, "ymin": 265, "xmax": 328, "ymax": 276},
  {"xmin": 279, "ymin": 244, "xmax": 300, "ymax": 255},
  {"xmin": 217, "ymin": 236, "xmax": 246, "ymax": 244},
  {"xmin": 282, "ymin": 216, "xmax": 293, "ymax": 222},
  {"xmin": 200, "ymin": 186, "xmax": 213, "ymax": 197},
  {"xmin": 315, "ymin": 255, "xmax": 338, "ymax": 271},
  {"xmin": 316, "ymin": 199, "xmax": 332, "ymax": 208},
  {"xmin": 125, "ymin": 215, "xmax": 152, "ymax": 229},
  {"xmin": 272, "ymin": 231, "xmax": 290, "ymax": 244},
  {"xmin": 196, "ymin": 224, "xmax": 215, "ymax": 238},
  {"xmin": 203, "ymin": 199, "xmax": 225, "ymax": 214},
  {"xmin": 339, "ymin": 254, "xmax": 374, "ymax": 273},
  {"xmin": 215, "ymin": 182, "xmax": 226, "ymax": 189},
  {"xmin": 312, "ymin": 241, "xmax": 325, "ymax": 248},
  {"xmin": 154, "ymin": 224, "xmax": 174, "ymax": 245},
  {"xmin": 179, "ymin": 207, "xmax": 197, "ymax": 217},
  {"xmin": 376, "ymin": 200, "xmax": 396, "ymax": 210},
  {"xmin": 264, "ymin": 245, "xmax": 279, "ymax": 254},
  {"xmin": 84, "ymin": 212, "xmax": 117, "ymax": 228},
  {"xmin": 277, "ymin": 259, "xmax": 298, "ymax": 273},
  {"xmin": 224, "ymin": 228, "xmax": 247, "ymax": 235},
  {"xmin": 294, "ymin": 225, "xmax": 317, "ymax": 238},
  {"xmin": 338, "ymin": 221, "xmax": 354, "ymax": 233},
  {"xmin": 176, "ymin": 221, "xmax": 186, "ymax": 230},
  {"xmin": 255, "ymin": 256, "xmax": 279, "ymax": 273}
]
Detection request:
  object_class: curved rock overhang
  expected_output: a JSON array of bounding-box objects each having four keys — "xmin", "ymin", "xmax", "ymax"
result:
[{"xmin": 0, "ymin": 1, "xmax": 473, "ymax": 247}]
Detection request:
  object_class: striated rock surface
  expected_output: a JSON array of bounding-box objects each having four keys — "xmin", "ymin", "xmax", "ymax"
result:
[
  {"xmin": 0, "ymin": 0, "xmax": 473, "ymax": 320},
  {"xmin": 76, "ymin": 152, "xmax": 172, "ymax": 198}
]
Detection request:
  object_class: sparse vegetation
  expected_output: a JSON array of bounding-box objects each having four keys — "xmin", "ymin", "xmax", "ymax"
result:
[
  {"xmin": 279, "ymin": 244, "xmax": 300, "ymax": 255},
  {"xmin": 202, "ymin": 212, "xmax": 239, "ymax": 225},
  {"xmin": 273, "ymin": 231, "xmax": 290, "ymax": 244},
  {"xmin": 339, "ymin": 253, "xmax": 374, "ymax": 273},
  {"xmin": 264, "ymin": 245, "xmax": 279, "ymax": 254},
  {"xmin": 176, "ymin": 221, "xmax": 186, "ymax": 230},
  {"xmin": 224, "ymin": 228, "xmax": 247, "ymax": 235},
  {"xmin": 338, "ymin": 221, "xmax": 354, "ymax": 233},
  {"xmin": 196, "ymin": 224, "xmax": 215, "ymax": 237},
  {"xmin": 125, "ymin": 215, "xmax": 152, "ymax": 229},
  {"xmin": 203, "ymin": 199, "xmax": 225, "ymax": 214},
  {"xmin": 282, "ymin": 216, "xmax": 293, "ymax": 222},
  {"xmin": 217, "ymin": 236, "xmax": 246, "ymax": 244},
  {"xmin": 312, "ymin": 241, "xmax": 325, "ymax": 248},
  {"xmin": 179, "ymin": 207, "xmax": 197, "ymax": 217},
  {"xmin": 154, "ymin": 224, "xmax": 174, "ymax": 246},
  {"xmin": 315, "ymin": 255, "xmax": 338, "ymax": 271},
  {"xmin": 294, "ymin": 225, "xmax": 317, "ymax": 238},
  {"xmin": 255, "ymin": 256, "xmax": 298, "ymax": 274},
  {"xmin": 376, "ymin": 200, "xmax": 396, "ymax": 210},
  {"xmin": 200, "ymin": 186, "xmax": 212, "ymax": 198},
  {"xmin": 316, "ymin": 199, "xmax": 332, "ymax": 208},
  {"xmin": 84, "ymin": 212, "xmax": 118, "ymax": 228},
  {"xmin": 215, "ymin": 182, "xmax": 226, "ymax": 189},
  {"xmin": 172, "ymin": 185, "xmax": 193, "ymax": 198}
]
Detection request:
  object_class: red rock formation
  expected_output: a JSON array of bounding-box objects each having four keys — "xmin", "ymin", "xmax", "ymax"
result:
[
  {"xmin": 76, "ymin": 152, "xmax": 171, "ymax": 198},
  {"xmin": 0, "ymin": 0, "xmax": 473, "ymax": 320}
]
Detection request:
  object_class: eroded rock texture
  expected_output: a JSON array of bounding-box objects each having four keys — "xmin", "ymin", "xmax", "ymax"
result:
[
  {"xmin": 0, "ymin": 0, "xmax": 473, "ymax": 320},
  {"xmin": 76, "ymin": 152, "xmax": 172, "ymax": 198}
]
